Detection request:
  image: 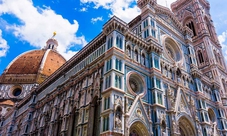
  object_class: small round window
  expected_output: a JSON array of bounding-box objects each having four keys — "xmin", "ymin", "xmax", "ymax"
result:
[
  {"xmin": 13, "ymin": 88, "xmax": 22, "ymax": 96},
  {"xmin": 127, "ymin": 72, "xmax": 146, "ymax": 97}
]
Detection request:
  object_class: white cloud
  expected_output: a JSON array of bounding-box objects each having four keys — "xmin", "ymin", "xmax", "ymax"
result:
[
  {"xmin": 157, "ymin": 0, "xmax": 176, "ymax": 8},
  {"xmin": 91, "ymin": 16, "xmax": 103, "ymax": 24},
  {"xmin": 80, "ymin": 7, "xmax": 87, "ymax": 12},
  {"xmin": 218, "ymin": 31, "xmax": 227, "ymax": 61},
  {"xmin": 80, "ymin": 0, "xmax": 177, "ymax": 23},
  {"xmin": 0, "ymin": 29, "xmax": 9, "ymax": 57},
  {"xmin": 218, "ymin": 31, "xmax": 227, "ymax": 45},
  {"xmin": 81, "ymin": 0, "xmax": 140, "ymax": 23},
  {"xmin": 62, "ymin": 50, "xmax": 79, "ymax": 60},
  {"xmin": 0, "ymin": 0, "xmax": 87, "ymax": 60}
]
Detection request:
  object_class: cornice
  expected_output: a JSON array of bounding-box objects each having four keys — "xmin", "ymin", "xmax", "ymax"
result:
[{"xmin": 103, "ymin": 16, "xmax": 128, "ymax": 35}]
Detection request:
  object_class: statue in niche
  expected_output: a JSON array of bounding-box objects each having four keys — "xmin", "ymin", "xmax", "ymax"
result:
[
  {"xmin": 141, "ymin": 54, "xmax": 145, "ymax": 65},
  {"xmin": 127, "ymin": 46, "xmax": 131, "ymax": 57},
  {"xmin": 167, "ymin": 86, "xmax": 175, "ymax": 110},
  {"xmin": 115, "ymin": 114, "xmax": 122, "ymax": 129},
  {"xmin": 115, "ymin": 107, "xmax": 122, "ymax": 129}
]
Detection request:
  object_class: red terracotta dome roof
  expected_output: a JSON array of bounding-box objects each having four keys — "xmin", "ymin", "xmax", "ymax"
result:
[
  {"xmin": 1, "ymin": 49, "xmax": 66, "ymax": 84},
  {"xmin": 6, "ymin": 49, "xmax": 66, "ymax": 75}
]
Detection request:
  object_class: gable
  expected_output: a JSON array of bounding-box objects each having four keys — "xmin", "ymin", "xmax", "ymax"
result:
[
  {"xmin": 175, "ymin": 88, "xmax": 192, "ymax": 117},
  {"xmin": 128, "ymin": 96, "xmax": 151, "ymax": 128},
  {"xmin": 155, "ymin": 5, "xmax": 184, "ymax": 34}
]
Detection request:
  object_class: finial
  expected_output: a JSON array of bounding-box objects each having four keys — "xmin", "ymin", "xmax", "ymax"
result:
[{"xmin": 53, "ymin": 31, "xmax": 57, "ymax": 37}]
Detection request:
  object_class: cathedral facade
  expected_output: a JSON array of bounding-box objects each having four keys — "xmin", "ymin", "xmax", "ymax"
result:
[{"xmin": 0, "ymin": 0, "xmax": 227, "ymax": 136}]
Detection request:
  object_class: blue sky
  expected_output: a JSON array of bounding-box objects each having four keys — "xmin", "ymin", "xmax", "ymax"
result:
[{"xmin": 0, "ymin": 0, "xmax": 226, "ymax": 74}]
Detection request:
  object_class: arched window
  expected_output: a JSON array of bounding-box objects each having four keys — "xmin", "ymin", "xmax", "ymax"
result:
[
  {"xmin": 201, "ymin": 112, "xmax": 204, "ymax": 121},
  {"xmin": 116, "ymin": 36, "xmax": 122, "ymax": 49},
  {"xmin": 107, "ymin": 37, "xmax": 113, "ymax": 49},
  {"xmin": 134, "ymin": 50, "xmax": 139, "ymax": 62},
  {"xmin": 198, "ymin": 50, "xmax": 204, "ymax": 63},
  {"xmin": 203, "ymin": 128, "xmax": 207, "ymax": 136},
  {"xmin": 186, "ymin": 21, "xmax": 196, "ymax": 36},
  {"xmin": 142, "ymin": 53, "xmax": 146, "ymax": 65}
]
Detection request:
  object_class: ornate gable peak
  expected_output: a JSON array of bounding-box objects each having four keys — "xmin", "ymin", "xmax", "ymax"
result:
[
  {"xmin": 155, "ymin": 5, "xmax": 184, "ymax": 33},
  {"xmin": 103, "ymin": 16, "xmax": 128, "ymax": 35},
  {"xmin": 137, "ymin": 0, "xmax": 157, "ymax": 9},
  {"xmin": 127, "ymin": 96, "xmax": 151, "ymax": 125},
  {"xmin": 175, "ymin": 88, "xmax": 192, "ymax": 117}
]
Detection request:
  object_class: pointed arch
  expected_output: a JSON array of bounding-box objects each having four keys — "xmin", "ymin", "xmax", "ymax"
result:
[
  {"xmin": 129, "ymin": 121, "xmax": 149, "ymax": 136},
  {"xmin": 134, "ymin": 49, "xmax": 139, "ymax": 62},
  {"xmin": 177, "ymin": 115, "xmax": 196, "ymax": 136},
  {"xmin": 116, "ymin": 35, "xmax": 123, "ymax": 49},
  {"xmin": 126, "ymin": 44, "xmax": 132, "ymax": 58},
  {"xmin": 183, "ymin": 16, "xmax": 197, "ymax": 37},
  {"xmin": 197, "ymin": 50, "xmax": 204, "ymax": 63},
  {"xmin": 141, "ymin": 53, "xmax": 146, "ymax": 65}
]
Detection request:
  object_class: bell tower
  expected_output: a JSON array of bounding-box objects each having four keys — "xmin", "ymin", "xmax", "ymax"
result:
[
  {"xmin": 171, "ymin": 0, "xmax": 226, "ymax": 81},
  {"xmin": 171, "ymin": 0, "xmax": 227, "ymax": 129},
  {"xmin": 171, "ymin": 0, "xmax": 218, "ymax": 42}
]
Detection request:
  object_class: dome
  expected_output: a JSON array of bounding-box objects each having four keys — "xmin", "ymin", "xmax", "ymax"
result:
[
  {"xmin": 1, "ymin": 42, "xmax": 66, "ymax": 84},
  {"xmin": 6, "ymin": 49, "xmax": 65, "ymax": 75}
]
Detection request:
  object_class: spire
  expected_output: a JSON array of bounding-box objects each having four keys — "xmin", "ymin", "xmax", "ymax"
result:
[{"xmin": 45, "ymin": 32, "xmax": 58, "ymax": 51}]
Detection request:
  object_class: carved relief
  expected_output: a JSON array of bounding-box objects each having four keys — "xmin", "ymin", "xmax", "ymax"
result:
[{"xmin": 167, "ymin": 86, "xmax": 175, "ymax": 110}]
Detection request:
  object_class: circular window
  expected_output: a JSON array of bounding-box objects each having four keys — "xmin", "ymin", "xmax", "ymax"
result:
[
  {"xmin": 13, "ymin": 88, "xmax": 22, "ymax": 96},
  {"xmin": 127, "ymin": 72, "xmax": 146, "ymax": 97},
  {"xmin": 166, "ymin": 45, "xmax": 175, "ymax": 60},
  {"xmin": 129, "ymin": 78, "xmax": 139, "ymax": 93},
  {"xmin": 164, "ymin": 37, "xmax": 182, "ymax": 62}
]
